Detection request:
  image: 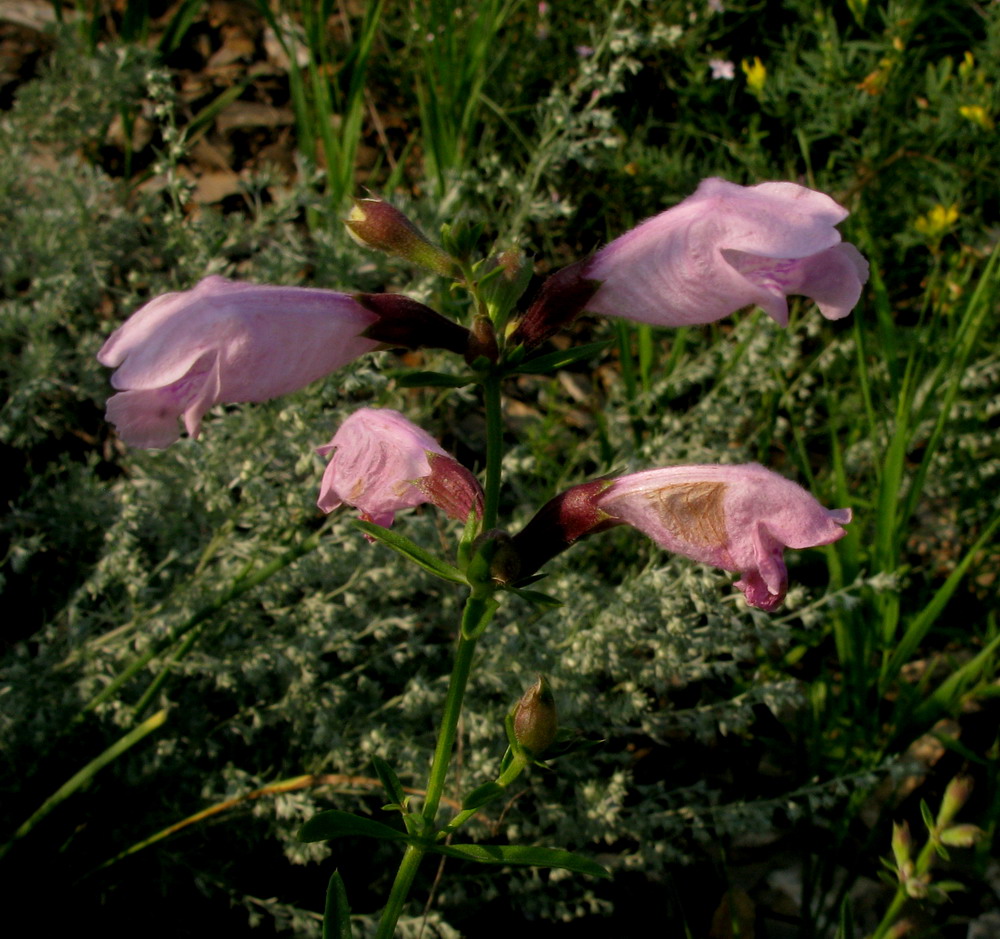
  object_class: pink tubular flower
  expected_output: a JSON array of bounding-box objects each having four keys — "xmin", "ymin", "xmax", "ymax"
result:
[
  {"xmin": 586, "ymin": 177, "xmax": 869, "ymax": 327},
  {"xmin": 97, "ymin": 277, "xmax": 378, "ymax": 448},
  {"xmin": 596, "ymin": 463, "xmax": 852, "ymax": 611},
  {"xmin": 97, "ymin": 276, "xmax": 381, "ymax": 449},
  {"xmin": 316, "ymin": 408, "xmax": 484, "ymax": 528}
]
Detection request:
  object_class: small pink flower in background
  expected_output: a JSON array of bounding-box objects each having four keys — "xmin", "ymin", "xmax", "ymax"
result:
[
  {"xmin": 586, "ymin": 177, "xmax": 869, "ymax": 328},
  {"xmin": 316, "ymin": 408, "xmax": 483, "ymax": 528},
  {"xmin": 707, "ymin": 0, "xmax": 725, "ymax": 13},
  {"xmin": 535, "ymin": 2, "xmax": 550, "ymax": 39},
  {"xmin": 98, "ymin": 276, "xmax": 380, "ymax": 449},
  {"xmin": 709, "ymin": 58, "xmax": 735, "ymax": 80},
  {"xmin": 596, "ymin": 463, "xmax": 851, "ymax": 610}
]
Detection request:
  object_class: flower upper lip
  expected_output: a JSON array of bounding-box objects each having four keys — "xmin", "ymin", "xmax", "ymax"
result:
[{"xmin": 583, "ymin": 176, "xmax": 869, "ymax": 328}]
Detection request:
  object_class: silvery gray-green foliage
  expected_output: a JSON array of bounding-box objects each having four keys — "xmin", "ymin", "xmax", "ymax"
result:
[
  {"xmin": 4, "ymin": 309, "xmax": 883, "ymax": 937},
  {"xmin": 8, "ymin": 16, "xmax": 994, "ymax": 938}
]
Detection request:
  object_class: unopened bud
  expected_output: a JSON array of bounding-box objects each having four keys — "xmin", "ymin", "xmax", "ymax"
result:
[
  {"xmin": 938, "ymin": 775, "xmax": 974, "ymax": 828},
  {"xmin": 513, "ymin": 676, "xmax": 558, "ymax": 758},
  {"xmin": 509, "ymin": 257, "xmax": 601, "ymax": 350},
  {"xmin": 939, "ymin": 824, "xmax": 984, "ymax": 848},
  {"xmin": 479, "ymin": 250, "xmax": 533, "ymax": 328},
  {"xmin": 892, "ymin": 821, "xmax": 912, "ymax": 870},
  {"xmin": 466, "ymin": 314, "xmax": 499, "ymax": 365},
  {"xmin": 346, "ymin": 197, "xmax": 456, "ymax": 277}
]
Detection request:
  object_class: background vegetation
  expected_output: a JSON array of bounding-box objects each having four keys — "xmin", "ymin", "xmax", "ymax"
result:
[{"xmin": 1, "ymin": 0, "xmax": 998, "ymax": 936}]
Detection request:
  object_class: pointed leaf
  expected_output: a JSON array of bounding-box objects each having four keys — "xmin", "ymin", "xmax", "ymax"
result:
[
  {"xmin": 427, "ymin": 843, "xmax": 611, "ymax": 879},
  {"xmin": 353, "ymin": 520, "xmax": 467, "ymax": 585},
  {"xmin": 511, "ymin": 340, "xmax": 612, "ymax": 375},
  {"xmin": 920, "ymin": 799, "xmax": 936, "ymax": 834},
  {"xmin": 505, "ymin": 586, "xmax": 563, "ymax": 610},
  {"xmin": 393, "ymin": 370, "xmax": 474, "ymax": 389},
  {"xmin": 934, "ymin": 880, "xmax": 967, "ymax": 893},
  {"xmin": 462, "ymin": 782, "xmax": 506, "ymax": 811},
  {"xmin": 544, "ymin": 732, "xmax": 606, "ymax": 760},
  {"xmin": 371, "ymin": 756, "xmax": 406, "ymax": 807},
  {"xmin": 323, "ymin": 870, "xmax": 353, "ymax": 939},
  {"xmin": 299, "ymin": 810, "xmax": 409, "ymax": 844},
  {"xmin": 835, "ymin": 895, "xmax": 854, "ymax": 939}
]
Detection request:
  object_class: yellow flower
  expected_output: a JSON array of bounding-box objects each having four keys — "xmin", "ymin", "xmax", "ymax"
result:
[
  {"xmin": 914, "ymin": 204, "xmax": 959, "ymax": 240},
  {"xmin": 741, "ymin": 56, "xmax": 767, "ymax": 94},
  {"xmin": 959, "ymin": 104, "xmax": 994, "ymax": 130}
]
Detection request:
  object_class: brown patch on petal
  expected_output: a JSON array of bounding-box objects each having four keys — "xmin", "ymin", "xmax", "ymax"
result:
[{"xmin": 645, "ymin": 481, "xmax": 728, "ymax": 548}]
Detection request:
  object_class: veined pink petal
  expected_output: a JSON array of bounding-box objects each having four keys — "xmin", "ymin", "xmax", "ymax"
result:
[
  {"xmin": 585, "ymin": 177, "xmax": 868, "ymax": 328},
  {"xmin": 97, "ymin": 276, "xmax": 380, "ymax": 448},
  {"xmin": 596, "ymin": 463, "xmax": 851, "ymax": 610},
  {"xmin": 316, "ymin": 408, "xmax": 484, "ymax": 528}
]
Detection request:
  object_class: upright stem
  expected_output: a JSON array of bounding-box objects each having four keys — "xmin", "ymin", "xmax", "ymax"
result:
[
  {"xmin": 420, "ymin": 634, "xmax": 478, "ymax": 823},
  {"xmin": 374, "ymin": 371, "xmax": 505, "ymax": 937},
  {"xmin": 375, "ymin": 844, "xmax": 425, "ymax": 939},
  {"xmin": 481, "ymin": 372, "xmax": 503, "ymax": 529}
]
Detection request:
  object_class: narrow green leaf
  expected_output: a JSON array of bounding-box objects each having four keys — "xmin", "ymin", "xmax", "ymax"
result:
[
  {"xmin": 914, "ymin": 630, "xmax": 1000, "ymax": 726},
  {"xmin": 299, "ymin": 810, "xmax": 409, "ymax": 844},
  {"xmin": 505, "ymin": 585, "xmax": 562, "ymax": 610},
  {"xmin": 835, "ymin": 895, "xmax": 855, "ymax": 939},
  {"xmin": 371, "ymin": 756, "xmax": 407, "ymax": 808},
  {"xmin": 462, "ymin": 782, "xmax": 505, "ymax": 811},
  {"xmin": 934, "ymin": 880, "xmax": 967, "ymax": 893},
  {"xmin": 919, "ymin": 799, "xmax": 936, "ymax": 834},
  {"xmin": 882, "ymin": 513, "xmax": 1000, "ymax": 688},
  {"xmin": 323, "ymin": 870, "xmax": 353, "ymax": 939},
  {"xmin": 354, "ymin": 520, "xmax": 467, "ymax": 585},
  {"xmin": 393, "ymin": 371, "xmax": 474, "ymax": 388},
  {"xmin": 543, "ymin": 732, "xmax": 606, "ymax": 760},
  {"xmin": 512, "ymin": 341, "xmax": 612, "ymax": 375},
  {"xmin": 0, "ymin": 708, "xmax": 168, "ymax": 860},
  {"xmin": 428, "ymin": 843, "xmax": 611, "ymax": 879},
  {"xmin": 157, "ymin": 0, "xmax": 202, "ymax": 54}
]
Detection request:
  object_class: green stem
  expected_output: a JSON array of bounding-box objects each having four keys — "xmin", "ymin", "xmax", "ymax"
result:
[
  {"xmin": 374, "ymin": 347, "xmax": 506, "ymax": 937},
  {"xmin": 440, "ymin": 754, "xmax": 528, "ymax": 837},
  {"xmin": 870, "ymin": 834, "xmax": 939, "ymax": 939},
  {"xmin": 481, "ymin": 373, "xmax": 503, "ymax": 529},
  {"xmin": 422, "ymin": 634, "xmax": 478, "ymax": 824},
  {"xmin": 373, "ymin": 627, "xmax": 479, "ymax": 937},
  {"xmin": 375, "ymin": 844, "xmax": 426, "ymax": 939}
]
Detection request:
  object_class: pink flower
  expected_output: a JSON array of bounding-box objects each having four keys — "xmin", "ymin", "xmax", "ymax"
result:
[
  {"xmin": 596, "ymin": 464, "xmax": 851, "ymax": 610},
  {"xmin": 586, "ymin": 177, "xmax": 869, "ymax": 327},
  {"xmin": 316, "ymin": 408, "xmax": 484, "ymax": 528},
  {"xmin": 97, "ymin": 276, "xmax": 380, "ymax": 449}
]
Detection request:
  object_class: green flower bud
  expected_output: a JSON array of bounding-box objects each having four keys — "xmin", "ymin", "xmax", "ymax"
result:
[
  {"xmin": 513, "ymin": 676, "xmax": 558, "ymax": 758},
  {"xmin": 939, "ymin": 824, "xmax": 984, "ymax": 848},
  {"xmin": 937, "ymin": 775, "xmax": 974, "ymax": 828},
  {"xmin": 891, "ymin": 820, "xmax": 912, "ymax": 870}
]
